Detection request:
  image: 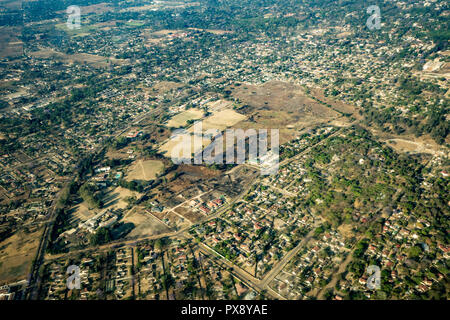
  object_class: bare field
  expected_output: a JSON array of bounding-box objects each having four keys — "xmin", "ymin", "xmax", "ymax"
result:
[
  {"xmin": 164, "ymin": 211, "xmax": 191, "ymax": 229},
  {"xmin": 385, "ymin": 138, "xmax": 440, "ymax": 155},
  {"xmin": 103, "ymin": 187, "xmax": 143, "ymax": 210},
  {"xmin": 309, "ymin": 87, "xmax": 359, "ymax": 118},
  {"xmin": 0, "ymin": 228, "xmax": 43, "ymax": 284},
  {"xmin": 121, "ymin": 1, "xmax": 200, "ymax": 13},
  {"xmin": 30, "ymin": 48, "xmax": 127, "ymax": 67},
  {"xmin": 152, "ymin": 165, "xmax": 220, "ymax": 203},
  {"xmin": 56, "ymin": 2, "xmax": 114, "ymax": 15},
  {"xmin": 125, "ymin": 159, "xmax": 164, "ymax": 181},
  {"xmin": 151, "ymin": 29, "xmax": 186, "ymax": 37},
  {"xmin": 229, "ymin": 81, "xmax": 341, "ymax": 143},
  {"xmin": 122, "ymin": 208, "xmax": 170, "ymax": 238},
  {"xmin": 72, "ymin": 201, "xmax": 96, "ymax": 222},
  {"xmin": 167, "ymin": 108, "xmax": 204, "ymax": 128},
  {"xmin": 159, "ymin": 108, "xmax": 247, "ymax": 157},
  {"xmin": 173, "ymin": 207, "xmax": 204, "ymax": 223},
  {"xmin": 0, "ymin": 27, "xmax": 22, "ymax": 59},
  {"xmin": 187, "ymin": 28, "xmax": 233, "ymax": 35},
  {"xmin": 198, "ymin": 109, "xmax": 247, "ymax": 131},
  {"xmin": 368, "ymin": 126, "xmax": 448, "ymax": 156},
  {"xmin": 206, "ymin": 99, "xmax": 234, "ymax": 112},
  {"xmin": 151, "ymin": 81, "xmax": 185, "ymax": 94}
]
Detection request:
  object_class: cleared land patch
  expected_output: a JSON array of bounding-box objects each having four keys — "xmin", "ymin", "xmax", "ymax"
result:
[
  {"xmin": 230, "ymin": 81, "xmax": 342, "ymax": 143},
  {"xmin": 30, "ymin": 48, "xmax": 127, "ymax": 67},
  {"xmin": 0, "ymin": 27, "xmax": 22, "ymax": 58},
  {"xmin": 104, "ymin": 187, "xmax": 143, "ymax": 210},
  {"xmin": 385, "ymin": 138, "xmax": 439, "ymax": 155},
  {"xmin": 167, "ymin": 108, "xmax": 204, "ymax": 128},
  {"xmin": 159, "ymin": 108, "xmax": 247, "ymax": 158},
  {"xmin": 0, "ymin": 228, "xmax": 43, "ymax": 284},
  {"xmin": 121, "ymin": 208, "xmax": 170, "ymax": 238},
  {"xmin": 125, "ymin": 159, "xmax": 165, "ymax": 181}
]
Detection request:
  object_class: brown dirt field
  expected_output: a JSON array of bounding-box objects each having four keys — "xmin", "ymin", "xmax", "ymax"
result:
[
  {"xmin": 337, "ymin": 224, "xmax": 355, "ymax": 240},
  {"xmin": 309, "ymin": 87, "xmax": 360, "ymax": 118},
  {"xmin": 229, "ymin": 81, "xmax": 341, "ymax": 143},
  {"xmin": 167, "ymin": 108, "xmax": 204, "ymax": 128},
  {"xmin": 122, "ymin": 1, "xmax": 199, "ymax": 13},
  {"xmin": 151, "ymin": 81, "xmax": 185, "ymax": 94},
  {"xmin": 120, "ymin": 5, "xmax": 156, "ymax": 13},
  {"xmin": 125, "ymin": 159, "xmax": 164, "ymax": 181},
  {"xmin": 105, "ymin": 149, "xmax": 130, "ymax": 160},
  {"xmin": 122, "ymin": 208, "xmax": 170, "ymax": 238},
  {"xmin": 187, "ymin": 28, "xmax": 233, "ymax": 35},
  {"xmin": 385, "ymin": 139, "xmax": 439, "ymax": 155},
  {"xmin": 175, "ymin": 164, "xmax": 221, "ymax": 179},
  {"xmin": 173, "ymin": 207, "xmax": 204, "ymax": 223},
  {"xmin": 151, "ymin": 165, "xmax": 220, "ymax": 205},
  {"xmin": 30, "ymin": 48, "xmax": 127, "ymax": 67},
  {"xmin": 367, "ymin": 127, "xmax": 448, "ymax": 156},
  {"xmin": 151, "ymin": 29, "xmax": 186, "ymax": 37},
  {"xmin": 72, "ymin": 201, "xmax": 96, "ymax": 222},
  {"xmin": 230, "ymin": 81, "xmax": 338, "ymax": 116},
  {"xmin": 230, "ymin": 81, "xmax": 341, "ymax": 143},
  {"xmin": 206, "ymin": 99, "xmax": 234, "ymax": 112},
  {"xmin": 197, "ymin": 109, "xmax": 247, "ymax": 131},
  {"xmin": 160, "ymin": 108, "xmax": 247, "ymax": 157},
  {"xmin": 103, "ymin": 187, "xmax": 143, "ymax": 210},
  {"xmin": 164, "ymin": 211, "xmax": 191, "ymax": 229},
  {"xmin": 0, "ymin": 227, "xmax": 43, "ymax": 284}
]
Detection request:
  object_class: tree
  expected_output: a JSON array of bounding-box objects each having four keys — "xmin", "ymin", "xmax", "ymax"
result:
[
  {"xmin": 408, "ymin": 245, "xmax": 422, "ymax": 259},
  {"xmin": 79, "ymin": 183, "xmax": 102, "ymax": 209},
  {"xmin": 90, "ymin": 228, "xmax": 111, "ymax": 246}
]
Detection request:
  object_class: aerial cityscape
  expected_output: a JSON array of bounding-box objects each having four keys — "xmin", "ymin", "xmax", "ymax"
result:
[{"xmin": 0, "ymin": 0, "xmax": 448, "ymax": 303}]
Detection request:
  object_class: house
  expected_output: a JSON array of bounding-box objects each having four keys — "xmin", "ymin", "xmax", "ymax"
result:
[
  {"xmin": 199, "ymin": 206, "xmax": 210, "ymax": 214},
  {"xmin": 95, "ymin": 166, "xmax": 111, "ymax": 173},
  {"xmin": 359, "ymin": 276, "xmax": 367, "ymax": 285}
]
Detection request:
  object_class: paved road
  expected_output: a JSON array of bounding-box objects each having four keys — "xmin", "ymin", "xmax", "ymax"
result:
[
  {"xmin": 197, "ymin": 221, "xmax": 320, "ymax": 300},
  {"xmin": 259, "ymin": 222, "xmax": 321, "ymax": 290},
  {"xmin": 31, "ymin": 116, "xmax": 354, "ymax": 299},
  {"xmin": 26, "ymin": 106, "xmax": 164, "ymax": 299}
]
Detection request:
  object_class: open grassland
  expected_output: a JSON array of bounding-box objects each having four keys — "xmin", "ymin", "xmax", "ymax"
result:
[
  {"xmin": 151, "ymin": 80, "xmax": 185, "ymax": 93},
  {"xmin": 367, "ymin": 126, "xmax": 448, "ymax": 156}
]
